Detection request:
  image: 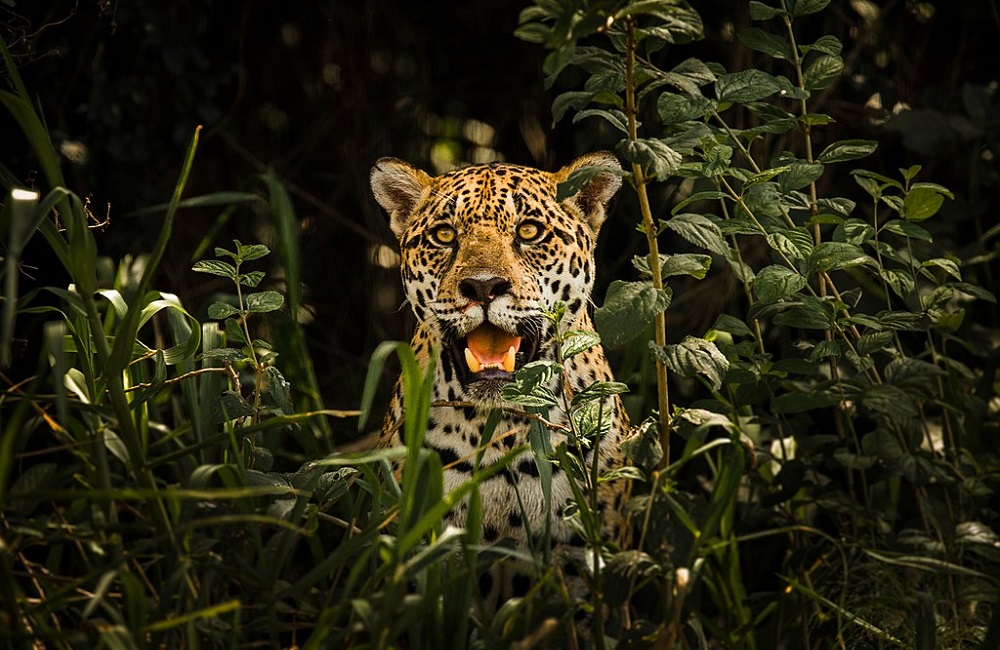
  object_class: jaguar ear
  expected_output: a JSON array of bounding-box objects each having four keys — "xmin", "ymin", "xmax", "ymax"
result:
[
  {"xmin": 370, "ymin": 157, "xmax": 433, "ymax": 238},
  {"xmin": 555, "ymin": 151, "xmax": 622, "ymax": 233}
]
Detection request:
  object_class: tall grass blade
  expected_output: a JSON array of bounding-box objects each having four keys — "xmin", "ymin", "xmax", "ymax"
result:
[{"xmin": 262, "ymin": 169, "xmax": 330, "ymax": 440}]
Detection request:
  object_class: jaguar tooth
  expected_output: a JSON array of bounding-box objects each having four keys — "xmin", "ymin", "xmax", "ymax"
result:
[
  {"xmin": 464, "ymin": 347, "xmax": 482, "ymax": 373},
  {"xmin": 502, "ymin": 345, "xmax": 516, "ymax": 373}
]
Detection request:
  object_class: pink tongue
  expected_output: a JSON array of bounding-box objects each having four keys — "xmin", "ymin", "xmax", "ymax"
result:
[{"xmin": 467, "ymin": 323, "xmax": 521, "ymax": 364}]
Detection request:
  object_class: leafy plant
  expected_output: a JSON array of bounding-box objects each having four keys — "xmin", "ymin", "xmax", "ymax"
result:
[{"xmin": 517, "ymin": 0, "xmax": 1000, "ymax": 646}]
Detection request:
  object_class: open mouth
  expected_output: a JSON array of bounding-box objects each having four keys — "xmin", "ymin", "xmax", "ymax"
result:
[{"xmin": 451, "ymin": 322, "xmax": 539, "ymax": 385}]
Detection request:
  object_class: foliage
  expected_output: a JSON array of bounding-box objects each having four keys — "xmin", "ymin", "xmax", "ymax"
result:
[{"xmin": 512, "ymin": 0, "xmax": 1000, "ymax": 647}]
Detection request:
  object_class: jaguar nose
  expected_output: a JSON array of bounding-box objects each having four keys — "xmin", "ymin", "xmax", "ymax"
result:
[{"xmin": 459, "ymin": 276, "xmax": 511, "ymax": 304}]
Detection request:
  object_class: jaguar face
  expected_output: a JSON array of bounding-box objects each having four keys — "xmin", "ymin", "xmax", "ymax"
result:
[{"xmin": 370, "ymin": 153, "xmax": 621, "ymax": 404}]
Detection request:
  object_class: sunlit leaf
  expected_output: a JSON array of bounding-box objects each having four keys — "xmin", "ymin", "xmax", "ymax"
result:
[
  {"xmin": 208, "ymin": 301, "xmax": 241, "ymax": 320},
  {"xmin": 192, "ymin": 259, "xmax": 237, "ymax": 279},
  {"xmin": 245, "ymin": 291, "xmax": 284, "ymax": 313},
  {"xmin": 657, "ymin": 92, "xmax": 714, "ymax": 124},
  {"xmin": 903, "ymin": 185, "xmax": 951, "ymax": 222},
  {"xmin": 818, "ymin": 139, "xmax": 877, "ymax": 163},
  {"xmin": 650, "ymin": 336, "xmax": 729, "ymax": 390},
  {"xmin": 806, "ymin": 242, "xmax": 875, "ymax": 273},
  {"xmin": 754, "ymin": 265, "xmax": 808, "ymax": 303},
  {"xmin": 619, "ymin": 138, "xmax": 682, "ymax": 180},
  {"xmin": 803, "ymin": 54, "xmax": 843, "ymax": 91},
  {"xmin": 715, "ymin": 69, "xmax": 783, "ymax": 102},
  {"xmin": 663, "ymin": 213, "xmax": 729, "ymax": 256}
]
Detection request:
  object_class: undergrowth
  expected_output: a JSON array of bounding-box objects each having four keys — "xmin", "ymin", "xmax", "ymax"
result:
[{"xmin": 2, "ymin": 1, "xmax": 999, "ymax": 649}]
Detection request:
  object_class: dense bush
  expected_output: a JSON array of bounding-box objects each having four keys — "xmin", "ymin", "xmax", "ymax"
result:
[{"xmin": 2, "ymin": 1, "xmax": 998, "ymax": 648}]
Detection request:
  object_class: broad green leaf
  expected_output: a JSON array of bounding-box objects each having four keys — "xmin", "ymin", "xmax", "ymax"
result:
[
  {"xmin": 788, "ymin": 0, "xmax": 831, "ymax": 17},
  {"xmin": 663, "ymin": 213, "xmax": 729, "ymax": 256},
  {"xmin": 650, "ymin": 336, "xmax": 729, "ymax": 390},
  {"xmin": 818, "ymin": 196, "xmax": 855, "ymax": 216},
  {"xmin": 662, "ymin": 253, "xmax": 712, "ymax": 279},
  {"xmin": 834, "ymin": 218, "xmax": 874, "ymax": 245},
  {"xmin": 754, "ymin": 265, "xmax": 807, "ymax": 303},
  {"xmin": 800, "ymin": 112, "xmax": 835, "ymax": 126},
  {"xmin": 880, "ymin": 268, "xmax": 915, "ymax": 299},
  {"xmin": 241, "ymin": 271, "xmax": 265, "ymax": 287},
  {"xmin": 245, "ymin": 291, "xmax": 284, "ymax": 313},
  {"xmin": 619, "ymin": 138, "xmax": 682, "ymax": 180},
  {"xmin": 571, "ymin": 380, "xmax": 630, "ymax": 407},
  {"xmin": 806, "ymin": 242, "xmax": 875, "ymax": 273},
  {"xmin": 738, "ymin": 27, "xmax": 792, "ymax": 60},
  {"xmin": 857, "ymin": 330, "xmax": 894, "ymax": 356},
  {"xmin": 621, "ymin": 1, "xmax": 704, "ymax": 40},
  {"xmin": 208, "ymin": 301, "xmax": 241, "ymax": 320},
  {"xmin": 500, "ymin": 359, "xmax": 561, "ymax": 407},
  {"xmin": 703, "ymin": 144, "xmax": 734, "ymax": 176},
  {"xmin": 595, "ymin": 280, "xmax": 672, "ymax": 345},
  {"xmin": 772, "ymin": 296, "xmax": 835, "ymax": 329},
  {"xmin": 818, "ymin": 139, "xmax": 877, "ymax": 163},
  {"xmin": 779, "ymin": 162, "xmax": 824, "ymax": 191},
  {"xmin": 743, "ymin": 165, "xmax": 790, "ymax": 188},
  {"xmin": 561, "ymin": 330, "xmax": 601, "ymax": 358},
  {"xmin": 903, "ymin": 185, "xmax": 950, "ymax": 222},
  {"xmin": 633, "ymin": 252, "xmax": 712, "ymax": 279},
  {"xmin": 716, "ymin": 69, "xmax": 783, "ymax": 103},
  {"xmin": 806, "ymin": 35, "xmax": 843, "ymax": 57},
  {"xmin": 238, "ymin": 243, "xmax": 270, "ymax": 262},
  {"xmin": 657, "ymin": 93, "xmax": 714, "ymax": 124},
  {"xmin": 767, "ymin": 227, "xmax": 814, "ymax": 260},
  {"xmin": 225, "ymin": 317, "xmax": 247, "ymax": 344},
  {"xmin": 922, "ymin": 257, "xmax": 961, "ymax": 281},
  {"xmin": 883, "ymin": 220, "xmax": 933, "ymax": 242},
  {"xmin": 847, "ymin": 310, "xmax": 930, "ymax": 331},
  {"xmin": 852, "ymin": 169, "xmax": 904, "ymax": 191},
  {"xmin": 502, "ymin": 383, "xmax": 558, "ymax": 407},
  {"xmin": 192, "ymin": 259, "xmax": 237, "ymax": 279},
  {"xmin": 574, "ymin": 108, "xmax": 629, "ymax": 134},
  {"xmin": 199, "ymin": 347, "xmax": 244, "ymax": 364},
  {"xmin": 803, "ymin": 54, "xmax": 843, "ymax": 91},
  {"xmin": 807, "ymin": 339, "xmax": 841, "ymax": 361},
  {"xmin": 749, "ymin": 1, "xmax": 787, "ymax": 20},
  {"xmin": 671, "ymin": 189, "xmax": 728, "ymax": 213}
]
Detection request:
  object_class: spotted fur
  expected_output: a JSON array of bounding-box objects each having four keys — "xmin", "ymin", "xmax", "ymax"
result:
[{"xmin": 370, "ymin": 153, "xmax": 630, "ymax": 580}]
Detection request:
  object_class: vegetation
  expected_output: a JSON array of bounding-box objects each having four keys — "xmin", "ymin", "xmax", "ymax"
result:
[{"xmin": 2, "ymin": 1, "xmax": 998, "ymax": 648}]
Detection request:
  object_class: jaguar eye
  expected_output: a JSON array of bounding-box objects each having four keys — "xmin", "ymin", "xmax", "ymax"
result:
[
  {"xmin": 516, "ymin": 220, "xmax": 543, "ymax": 242},
  {"xmin": 431, "ymin": 225, "xmax": 457, "ymax": 245}
]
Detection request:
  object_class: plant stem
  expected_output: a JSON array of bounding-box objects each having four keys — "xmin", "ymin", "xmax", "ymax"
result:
[{"xmin": 625, "ymin": 17, "xmax": 671, "ymax": 466}]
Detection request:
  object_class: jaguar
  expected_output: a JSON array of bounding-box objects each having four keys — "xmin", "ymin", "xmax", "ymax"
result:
[{"xmin": 370, "ymin": 152, "xmax": 631, "ymax": 594}]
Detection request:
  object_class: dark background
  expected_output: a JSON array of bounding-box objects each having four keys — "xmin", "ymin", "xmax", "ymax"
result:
[{"xmin": 3, "ymin": 0, "xmax": 998, "ymax": 449}]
